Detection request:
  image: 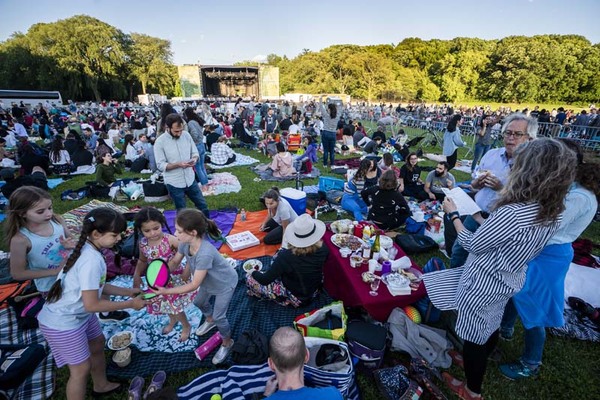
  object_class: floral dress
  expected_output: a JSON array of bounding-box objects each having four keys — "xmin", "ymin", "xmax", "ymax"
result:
[{"xmin": 140, "ymin": 235, "xmax": 194, "ymax": 315}]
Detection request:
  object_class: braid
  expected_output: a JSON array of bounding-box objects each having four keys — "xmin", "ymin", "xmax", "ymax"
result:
[{"xmin": 46, "ymin": 232, "xmax": 88, "ymax": 303}]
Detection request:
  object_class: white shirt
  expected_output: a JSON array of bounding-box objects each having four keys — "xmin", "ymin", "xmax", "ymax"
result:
[{"xmin": 13, "ymin": 122, "xmax": 28, "ymax": 138}]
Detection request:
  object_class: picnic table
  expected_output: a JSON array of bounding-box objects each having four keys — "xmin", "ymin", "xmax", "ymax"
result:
[{"xmin": 322, "ymin": 229, "xmax": 426, "ymax": 322}]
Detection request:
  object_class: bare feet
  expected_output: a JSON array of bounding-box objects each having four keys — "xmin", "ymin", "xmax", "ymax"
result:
[
  {"xmin": 179, "ymin": 325, "xmax": 191, "ymax": 342},
  {"xmin": 162, "ymin": 322, "xmax": 176, "ymax": 335}
]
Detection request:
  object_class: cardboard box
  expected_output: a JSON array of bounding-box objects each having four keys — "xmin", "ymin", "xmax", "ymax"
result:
[{"xmin": 225, "ymin": 231, "xmax": 260, "ymax": 252}]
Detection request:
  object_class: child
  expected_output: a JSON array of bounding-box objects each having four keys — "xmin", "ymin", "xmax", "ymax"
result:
[
  {"xmin": 38, "ymin": 208, "xmax": 146, "ymax": 399},
  {"xmin": 132, "ymin": 207, "xmax": 194, "ymax": 342},
  {"xmin": 294, "ymin": 136, "xmax": 317, "ymax": 173},
  {"xmin": 95, "ymin": 151, "xmax": 122, "ymax": 187},
  {"xmin": 152, "ymin": 209, "xmax": 237, "ymax": 365},
  {"xmin": 6, "ymin": 186, "xmax": 75, "ymax": 295}
]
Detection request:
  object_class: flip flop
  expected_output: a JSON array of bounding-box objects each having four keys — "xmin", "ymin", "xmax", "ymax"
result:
[
  {"xmin": 92, "ymin": 383, "xmax": 123, "ymax": 398},
  {"xmin": 128, "ymin": 376, "xmax": 144, "ymax": 400},
  {"xmin": 143, "ymin": 371, "xmax": 166, "ymax": 399}
]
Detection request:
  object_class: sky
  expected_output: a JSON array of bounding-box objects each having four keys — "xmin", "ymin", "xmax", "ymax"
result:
[{"xmin": 1, "ymin": 0, "xmax": 598, "ymax": 65}]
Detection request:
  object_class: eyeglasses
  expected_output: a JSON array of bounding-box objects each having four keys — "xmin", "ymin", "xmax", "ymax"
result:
[{"xmin": 504, "ymin": 130, "xmax": 527, "ymax": 138}]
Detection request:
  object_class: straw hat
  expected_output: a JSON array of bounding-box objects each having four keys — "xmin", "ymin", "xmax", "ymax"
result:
[{"xmin": 284, "ymin": 214, "xmax": 326, "ymax": 248}]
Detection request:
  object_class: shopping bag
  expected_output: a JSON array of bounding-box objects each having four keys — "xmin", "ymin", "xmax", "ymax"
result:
[{"xmin": 294, "ymin": 301, "xmax": 347, "ymax": 340}]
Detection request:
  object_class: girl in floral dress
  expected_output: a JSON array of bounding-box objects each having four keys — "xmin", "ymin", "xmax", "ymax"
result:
[{"xmin": 132, "ymin": 207, "xmax": 195, "ymax": 341}]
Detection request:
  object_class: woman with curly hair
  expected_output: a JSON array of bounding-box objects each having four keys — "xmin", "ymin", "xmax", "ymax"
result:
[{"xmin": 423, "ymin": 138, "xmax": 577, "ymax": 400}]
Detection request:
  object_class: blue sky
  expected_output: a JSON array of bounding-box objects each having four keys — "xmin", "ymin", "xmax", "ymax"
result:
[{"xmin": 1, "ymin": 0, "xmax": 598, "ymax": 65}]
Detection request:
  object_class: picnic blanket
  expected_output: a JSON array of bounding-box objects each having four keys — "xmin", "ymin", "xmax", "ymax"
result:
[
  {"xmin": 105, "ymin": 256, "xmax": 334, "ymax": 378},
  {"xmin": 252, "ymin": 164, "xmax": 321, "ymax": 181},
  {"xmin": 62, "ymin": 200, "xmax": 130, "ymax": 236},
  {"xmin": 200, "ymin": 172, "xmax": 241, "ymax": 196},
  {"xmin": 163, "ymin": 208, "xmax": 238, "ymax": 250},
  {"xmin": 0, "ymin": 307, "xmax": 55, "ymax": 400},
  {"xmin": 207, "ymin": 153, "xmax": 259, "ymax": 170},
  {"xmin": 219, "ymin": 210, "xmax": 280, "ymax": 259}
]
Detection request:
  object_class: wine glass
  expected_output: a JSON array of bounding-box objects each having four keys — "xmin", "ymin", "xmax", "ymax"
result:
[{"xmin": 369, "ymin": 278, "xmax": 381, "ymax": 296}]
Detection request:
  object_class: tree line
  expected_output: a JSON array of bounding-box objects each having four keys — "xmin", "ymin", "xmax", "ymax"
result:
[{"xmin": 1, "ymin": 15, "xmax": 598, "ymax": 105}]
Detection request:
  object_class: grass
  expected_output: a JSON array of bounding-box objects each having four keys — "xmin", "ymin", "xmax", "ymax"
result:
[{"xmin": 6, "ymin": 125, "xmax": 599, "ymax": 400}]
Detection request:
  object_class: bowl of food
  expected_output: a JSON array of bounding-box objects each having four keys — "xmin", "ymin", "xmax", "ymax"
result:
[
  {"xmin": 108, "ymin": 331, "xmax": 134, "ymax": 351},
  {"xmin": 242, "ymin": 259, "xmax": 263, "ymax": 274},
  {"xmin": 112, "ymin": 347, "xmax": 132, "ymax": 368}
]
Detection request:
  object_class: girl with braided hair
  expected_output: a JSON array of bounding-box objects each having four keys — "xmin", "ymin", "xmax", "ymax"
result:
[{"xmin": 38, "ymin": 208, "xmax": 146, "ymax": 400}]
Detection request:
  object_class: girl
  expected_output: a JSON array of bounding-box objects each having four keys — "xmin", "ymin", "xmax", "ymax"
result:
[
  {"xmin": 442, "ymin": 114, "xmax": 466, "ymax": 170},
  {"xmin": 361, "ymin": 170, "xmax": 411, "ymax": 230},
  {"xmin": 49, "ymin": 136, "xmax": 73, "ymax": 175},
  {"xmin": 152, "ymin": 209, "xmax": 237, "ymax": 365},
  {"xmin": 95, "ymin": 151, "xmax": 122, "ymax": 187},
  {"xmin": 294, "ymin": 136, "xmax": 317, "ymax": 173},
  {"xmin": 6, "ymin": 186, "xmax": 75, "ymax": 295},
  {"xmin": 400, "ymin": 152, "xmax": 428, "ymax": 201},
  {"xmin": 38, "ymin": 208, "xmax": 146, "ymax": 400},
  {"xmin": 259, "ymin": 187, "xmax": 298, "ymax": 245},
  {"xmin": 123, "ymin": 133, "xmax": 144, "ymax": 163},
  {"xmin": 132, "ymin": 207, "xmax": 194, "ymax": 342},
  {"xmin": 341, "ymin": 159, "xmax": 371, "ymax": 221},
  {"xmin": 269, "ymin": 142, "xmax": 295, "ymax": 178}
]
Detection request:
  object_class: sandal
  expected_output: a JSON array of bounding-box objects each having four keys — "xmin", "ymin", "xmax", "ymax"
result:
[
  {"xmin": 410, "ymin": 358, "xmax": 447, "ymax": 400},
  {"xmin": 128, "ymin": 377, "xmax": 144, "ymax": 400},
  {"xmin": 441, "ymin": 372, "xmax": 483, "ymax": 400},
  {"xmin": 448, "ymin": 349, "xmax": 465, "ymax": 369},
  {"xmin": 143, "ymin": 371, "xmax": 166, "ymax": 399}
]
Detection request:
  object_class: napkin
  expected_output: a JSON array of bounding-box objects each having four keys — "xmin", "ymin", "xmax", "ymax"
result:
[{"xmin": 391, "ymin": 256, "xmax": 412, "ymax": 271}]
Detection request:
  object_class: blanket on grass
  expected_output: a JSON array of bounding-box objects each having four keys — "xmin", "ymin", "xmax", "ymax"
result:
[
  {"xmin": 252, "ymin": 164, "xmax": 321, "ymax": 181},
  {"xmin": 0, "ymin": 307, "xmax": 54, "ymax": 400},
  {"xmin": 163, "ymin": 208, "xmax": 237, "ymax": 250},
  {"xmin": 105, "ymin": 256, "xmax": 334, "ymax": 378},
  {"xmin": 200, "ymin": 172, "xmax": 241, "ymax": 196},
  {"xmin": 219, "ymin": 210, "xmax": 280, "ymax": 258},
  {"xmin": 207, "ymin": 153, "xmax": 259, "ymax": 169},
  {"xmin": 62, "ymin": 200, "xmax": 130, "ymax": 236}
]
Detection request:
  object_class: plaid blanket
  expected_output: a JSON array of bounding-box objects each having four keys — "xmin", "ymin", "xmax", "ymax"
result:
[{"xmin": 0, "ymin": 307, "xmax": 54, "ymax": 400}]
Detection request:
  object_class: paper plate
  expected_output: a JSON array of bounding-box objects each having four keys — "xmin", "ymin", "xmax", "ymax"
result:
[
  {"xmin": 243, "ymin": 259, "xmax": 263, "ymax": 274},
  {"xmin": 108, "ymin": 331, "xmax": 135, "ymax": 351}
]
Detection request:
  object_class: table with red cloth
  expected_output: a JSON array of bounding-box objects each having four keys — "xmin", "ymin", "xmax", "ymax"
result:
[{"xmin": 322, "ymin": 229, "xmax": 427, "ymax": 322}]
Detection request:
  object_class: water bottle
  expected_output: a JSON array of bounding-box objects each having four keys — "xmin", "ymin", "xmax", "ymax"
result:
[
  {"xmin": 194, "ymin": 331, "xmax": 222, "ymax": 361},
  {"xmin": 240, "ymin": 208, "xmax": 247, "ymax": 221}
]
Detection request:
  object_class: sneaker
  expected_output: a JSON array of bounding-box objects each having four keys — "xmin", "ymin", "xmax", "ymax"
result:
[
  {"xmin": 212, "ymin": 341, "xmax": 234, "ymax": 365},
  {"xmin": 195, "ymin": 320, "xmax": 217, "ymax": 336},
  {"xmin": 499, "ymin": 361, "xmax": 540, "ymax": 380},
  {"xmin": 499, "ymin": 330, "xmax": 513, "ymax": 342},
  {"xmin": 99, "ymin": 310, "xmax": 130, "ymax": 322}
]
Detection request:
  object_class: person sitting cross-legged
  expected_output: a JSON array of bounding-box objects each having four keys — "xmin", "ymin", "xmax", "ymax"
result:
[{"xmin": 210, "ymin": 136, "xmax": 236, "ymax": 166}]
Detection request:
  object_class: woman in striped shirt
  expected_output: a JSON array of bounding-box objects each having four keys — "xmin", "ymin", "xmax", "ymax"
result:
[
  {"xmin": 341, "ymin": 159, "xmax": 371, "ymax": 221},
  {"xmin": 423, "ymin": 138, "xmax": 577, "ymax": 400}
]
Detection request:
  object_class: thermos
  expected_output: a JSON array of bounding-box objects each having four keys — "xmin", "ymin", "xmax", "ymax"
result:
[{"xmin": 194, "ymin": 331, "xmax": 222, "ymax": 361}]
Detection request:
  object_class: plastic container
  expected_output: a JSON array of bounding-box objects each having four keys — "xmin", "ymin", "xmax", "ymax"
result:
[
  {"xmin": 194, "ymin": 331, "xmax": 222, "ymax": 361},
  {"xmin": 280, "ymin": 187, "xmax": 306, "ymax": 216},
  {"xmin": 112, "ymin": 347, "xmax": 132, "ymax": 367}
]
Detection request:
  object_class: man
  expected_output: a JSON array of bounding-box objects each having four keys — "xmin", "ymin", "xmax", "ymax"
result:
[
  {"xmin": 154, "ymin": 113, "xmax": 209, "ymax": 216},
  {"xmin": 449, "ymin": 113, "xmax": 537, "ymax": 267},
  {"xmin": 83, "ymin": 127, "xmax": 98, "ymax": 150},
  {"xmin": 0, "ymin": 167, "xmax": 48, "ymax": 199},
  {"xmin": 371, "ymin": 125, "xmax": 386, "ymax": 143},
  {"xmin": 363, "ymin": 136, "xmax": 382, "ymax": 157},
  {"xmin": 263, "ymin": 327, "xmax": 343, "ymax": 399},
  {"xmin": 9, "ymin": 119, "xmax": 28, "ymax": 139},
  {"xmin": 424, "ymin": 161, "xmax": 455, "ymax": 201},
  {"xmin": 262, "ymin": 108, "xmax": 279, "ymax": 134}
]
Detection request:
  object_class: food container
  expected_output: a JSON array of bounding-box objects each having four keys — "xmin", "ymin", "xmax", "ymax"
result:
[
  {"xmin": 350, "ymin": 255, "xmax": 363, "ymax": 268},
  {"xmin": 108, "ymin": 331, "xmax": 134, "ymax": 351},
  {"xmin": 339, "ymin": 247, "xmax": 352, "ymax": 258},
  {"xmin": 112, "ymin": 347, "xmax": 132, "ymax": 368}
]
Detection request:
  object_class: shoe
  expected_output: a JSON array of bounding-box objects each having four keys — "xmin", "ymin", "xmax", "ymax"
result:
[
  {"xmin": 99, "ymin": 310, "xmax": 130, "ymax": 322},
  {"xmin": 143, "ymin": 371, "xmax": 166, "ymax": 399},
  {"xmin": 92, "ymin": 383, "xmax": 123, "ymax": 398},
  {"xmin": 195, "ymin": 320, "xmax": 217, "ymax": 336},
  {"xmin": 212, "ymin": 341, "xmax": 234, "ymax": 365},
  {"xmin": 127, "ymin": 376, "xmax": 144, "ymax": 400},
  {"xmin": 499, "ymin": 329, "xmax": 513, "ymax": 342},
  {"xmin": 499, "ymin": 361, "xmax": 539, "ymax": 381},
  {"xmin": 442, "ymin": 372, "xmax": 483, "ymax": 400},
  {"xmin": 568, "ymin": 297, "xmax": 600, "ymax": 319},
  {"xmin": 448, "ymin": 349, "xmax": 464, "ymax": 369}
]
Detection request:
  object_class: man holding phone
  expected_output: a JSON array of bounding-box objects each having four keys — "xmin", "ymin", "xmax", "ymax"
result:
[{"xmin": 154, "ymin": 113, "xmax": 209, "ymax": 217}]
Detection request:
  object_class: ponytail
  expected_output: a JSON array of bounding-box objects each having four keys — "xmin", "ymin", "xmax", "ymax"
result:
[
  {"xmin": 176, "ymin": 209, "xmax": 222, "ymax": 240},
  {"xmin": 46, "ymin": 232, "xmax": 88, "ymax": 303}
]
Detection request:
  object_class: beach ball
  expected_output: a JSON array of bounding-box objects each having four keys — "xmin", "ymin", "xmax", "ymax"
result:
[
  {"xmin": 146, "ymin": 259, "xmax": 170, "ymax": 290},
  {"xmin": 403, "ymin": 306, "xmax": 421, "ymax": 324}
]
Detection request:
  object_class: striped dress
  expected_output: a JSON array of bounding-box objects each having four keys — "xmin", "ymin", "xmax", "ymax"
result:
[{"xmin": 423, "ymin": 203, "xmax": 560, "ymax": 344}]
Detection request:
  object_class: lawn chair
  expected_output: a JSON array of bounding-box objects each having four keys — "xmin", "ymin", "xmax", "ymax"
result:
[{"xmin": 286, "ymin": 133, "xmax": 302, "ymax": 152}]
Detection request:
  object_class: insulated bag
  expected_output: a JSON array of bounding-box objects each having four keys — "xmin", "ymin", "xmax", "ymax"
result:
[
  {"xmin": 394, "ymin": 234, "xmax": 438, "ymax": 255},
  {"xmin": 346, "ymin": 320, "xmax": 388, "ymax": 370}
]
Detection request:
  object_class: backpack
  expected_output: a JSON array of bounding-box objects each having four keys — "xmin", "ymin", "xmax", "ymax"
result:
[
  {"xmin": 414, "ymin": 257, "xmax": 446, "ymax": 323},
  {"xmin": 0, "ymin": 281, "xmax": 30, "ymax": 310},
  {"xmin": 394, "ymin": 234, "xmax": 438, "ymax": 255},
  {"xmin": 230, "ymin": 329, "xmax": 269, "ymax": 365}
]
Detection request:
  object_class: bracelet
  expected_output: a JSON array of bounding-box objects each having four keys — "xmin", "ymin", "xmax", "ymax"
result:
[
  {"xmin": 451, "ymin": 216, "xmax": 460, "ymax": 222},
  {"xmin": 448, "ymin": 211, "xmax": 460, "ymax": 219}
]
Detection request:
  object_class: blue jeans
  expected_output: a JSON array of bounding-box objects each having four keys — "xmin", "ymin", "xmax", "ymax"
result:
[
  {"xmin": 321, "ymin": 130, "xmax": 336, "ymax": 167},
  {"xmin": 500, "ymin": 299, "xmax": 545, "ymax": 368},
  {"xmin": 195, "ymin": 143, "xmax": 209, "ymax": 185},
  {"xmin": 166, "ymin": 183, "xmax": 209, "ymax": 217},
  {"xmin": 450, "ymin": 215, "xmax": 481, "ymax": 268},
  {"xmin": 341, "ymin": 194, "xmax": 368, "ymax": 221},
  {"xmin": 472, "ymin": 143, "xmax": 491, "ymax": 172}
]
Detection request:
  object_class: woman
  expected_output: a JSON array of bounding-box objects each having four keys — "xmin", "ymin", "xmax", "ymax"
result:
[
  {"xmin": 400, "ymin": 152, "xmax": 428, "ymax": 201},
  {"xmin": 498, "ymin": 139, "xmax": 599, "ymax": 380},
  {"xmin": 210, "ymin": 136, "xmax": 236, "ymax": 166},
  {"xmin": 377, "ymin": 153, "xmax": 400, "ymax": 180},
  {"xmin": 49, "ymin": 136, "xmax": 72, "ymax": 175},
  {"xmin": 364, "ymin": 158, "xmax": 382, "ymax": 189},
  {"xmin": 319, "ymin": 102, "xmax": 341, "ymax": 168},
  {"xmin": 270, "ymin": 142, "xmax": 295, "ymax": 178},
  {"xmin": 361, "ymin": 170, "xmax": 411, "ymax": 230},
  {"xmin": 184, "ymin": 108, "xmax": 208, "ymax": 185},
  {"xmin": 424, "ymin": 138, "xmax": 576, "ymax": 400},
  {"xmin": 443, "ymin": 114, "xmax": 466, "ymax": 170},
  {"xmin": 341, "ymin": 159, "xmax": 371, "ymax": 221},
  {"xmin": 94, "ymin": 137, "xmax": 115, "ymax": 160},
  {"xmin": 259, "ymin": 187, "xmax": 298, "ymax": 245},
  {"xmin": 246, "ymin": 214, "xmax": 329, "ymax": 307},
  {"xmin": 123, "ymin": 134, "xmax": 144, "ymax": 163}
]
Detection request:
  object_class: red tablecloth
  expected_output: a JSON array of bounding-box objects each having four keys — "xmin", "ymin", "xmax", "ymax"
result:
[{"xmin": 323, "ymin": 229, "xmax": 426, "ymax": 322}]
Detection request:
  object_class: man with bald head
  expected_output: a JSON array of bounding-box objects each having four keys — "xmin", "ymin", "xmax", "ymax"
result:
[{"xmin": 263, "ymin": 327, "xmax": 343, "ymax": 399}]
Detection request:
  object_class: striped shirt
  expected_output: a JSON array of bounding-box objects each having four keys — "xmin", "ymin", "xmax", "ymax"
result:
[{"xmin": 423, "ymin": 202, "xmax": 560, "ymax": 344}]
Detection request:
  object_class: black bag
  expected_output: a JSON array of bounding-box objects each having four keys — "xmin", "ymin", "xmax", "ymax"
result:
[
  {"xmin": 142, "ymin": 181, "xmax": 170, "ymax": 202},
  {"xmin": 230, "ymin": 329, "xmax": 269, "ymax": 365},
  {"xmin": 130, "ymin": 157, "xmax": 148, "ymax": 173},
  {"xmin": 394, "ymin": 234, "xmax": 437, "ymax": 255},
  {"xmin": 0, "ymin": 344, "xmax": 47, "ymax": 391},
  {"xmin": 346, "ymin": 320, "xmax": 388, "ymax": 370},
  {"xmin": 88, "ymin": 183, "xmax": 110, "ymax": 199}
]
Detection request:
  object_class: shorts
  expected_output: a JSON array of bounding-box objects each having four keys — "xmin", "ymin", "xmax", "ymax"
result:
[{"xmin": 39, "ymin": 315, "xmax": 104, "ymax": 368}]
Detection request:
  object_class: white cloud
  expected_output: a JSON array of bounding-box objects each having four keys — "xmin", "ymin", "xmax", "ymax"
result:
[{"xmin": 251, "ymin": 54, "xmax": 267, "ymax": 63}]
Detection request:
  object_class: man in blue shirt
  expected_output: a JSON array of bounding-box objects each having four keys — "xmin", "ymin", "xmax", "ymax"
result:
[{"xmin": 263, "ymin": 327, "xmax": 343, "ymax": 399}]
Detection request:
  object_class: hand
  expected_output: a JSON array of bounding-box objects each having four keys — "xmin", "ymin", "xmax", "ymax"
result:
[
  {"xmin": 59, "ymin": 235, "xmax": 77, "ymax": 250},
  {"xmin": 150, "ymin": 286, "xmax": 168, "ymax": 296},
  {"xmin": 259, "ymin": 224, "xmax": 266, "ymax": 232},
  {"xmin": 483, "ymin": 175, "xmax": 502, "ymax": 191},
  {"xmin": 443, "ymin": 197, "xmax": 458, "ymax": 213},
  {"xmin": 264, "ymin": 376, "xmax": 278, "ymax": 397},
  {"xmin": 428, "ymin": 192, "xmax": 436, "ymax": 200},
  {"xmin": 133, "ymin": 275, "xmax": 142, "ymax": 290},
  {"xmin": 130, "ymin": 294, "xmax": 147, "ymax": 310},
  {"xmin": 129, "ymin": 288, "xmax": 142, "ymax": 298}
]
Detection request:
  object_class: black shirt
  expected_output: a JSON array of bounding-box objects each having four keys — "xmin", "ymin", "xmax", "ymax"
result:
[
  {"xmin": 371, "ymin": 130, "xmax": 386, "ymax": 143},
  {"xmin": 72, "ymin": 148, "xmax": 93, "ymax": 167},
  {"xmin": 400, "ymin": 164, "xmax": 422, "ymax": 187},
  {"xmin": 361, "ymin": 185, "xmax": 411, "ymax": 226},
  {"xmin": 279, "ymin": 118, "xmax": 293, "ymax": 131},
  {"xmin": 251, "ymin": 246, "xmax": 330, "ymax": 302},
  {"xmin": 1, "ymin": 172, "xmax": 48, "ymax": 199}
]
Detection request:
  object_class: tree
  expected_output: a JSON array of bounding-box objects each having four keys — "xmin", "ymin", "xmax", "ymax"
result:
[{"xmin": 128, "ymin": 33, "xmax": 174, "ymax": 95}]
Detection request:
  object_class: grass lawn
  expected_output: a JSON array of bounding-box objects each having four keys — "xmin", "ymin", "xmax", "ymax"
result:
[{"xmin": 4, "ymin": 125, "xmax": 599, "ymax": 400}]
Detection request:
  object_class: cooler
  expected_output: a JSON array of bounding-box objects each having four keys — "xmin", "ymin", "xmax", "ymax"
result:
[{"xmin": 280, "ymin": 187, "xmax": 306, "ymax": 216}]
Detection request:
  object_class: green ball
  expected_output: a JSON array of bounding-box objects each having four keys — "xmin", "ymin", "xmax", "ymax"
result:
[{"xmin": 210, "ymin": 395, "xmax": 222, "ymax": 400}]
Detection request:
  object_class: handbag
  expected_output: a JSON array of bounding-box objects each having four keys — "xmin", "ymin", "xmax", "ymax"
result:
[
  {"xmin": 373, "ymin": 364, "xmax": 423, "ymax": 400},
  {"xmin": 294, "ymin": 301, "xmax": 347, "ymax": 340}
]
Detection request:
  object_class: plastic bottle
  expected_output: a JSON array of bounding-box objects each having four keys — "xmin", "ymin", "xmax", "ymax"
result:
[
  {"xmin": 362, "ymin": 225, "xmax": 372, "ymax": 242},
  {"xmin": 194, "ymin": 331, "xmax": 222, "ymax": 361},
  {"xmin": 240, "ymin": 208, "xmax": 247, "ymax": 221}
]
